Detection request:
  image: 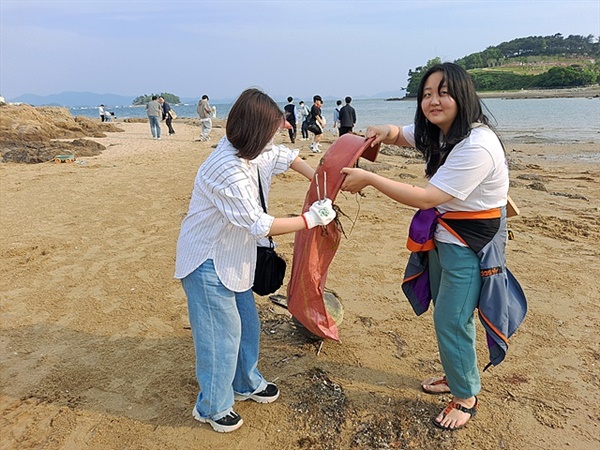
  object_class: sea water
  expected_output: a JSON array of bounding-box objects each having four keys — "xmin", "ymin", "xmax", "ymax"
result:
[{"xmin": 70, "ymin": 97, "xmax": 599, "ymax": 145}]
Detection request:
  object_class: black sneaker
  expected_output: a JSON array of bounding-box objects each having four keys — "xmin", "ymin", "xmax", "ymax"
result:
[
  {"xmin": 192, "ymin": 407, "xmax": 243, "ymax": 433},
  {"xmin": 234, "ymin": 383, "xmax": 280, "ymax": 404}
]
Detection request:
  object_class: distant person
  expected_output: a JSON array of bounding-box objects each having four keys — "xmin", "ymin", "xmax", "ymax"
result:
[
  {"xmin": 211, "ymin": 105, "xmax": 217, "ymax": 118},
  {"xmin": 99, "ymin": 104, "xmax": 106, "ymax": 122},
  {"xmin": 333, "ymin": 100, "xmax": 342, "ymax": 136},
  {"xmin": 175, "ymin": 88, "xmax": 335, "ymax": 433},
  {"xmin": 283, "ymin": 96, "xmax": 297, "ymax": 143},
  {"xmin": 308, "ymin": 95, "xmax": 325, "ymax": 153},
  {"xmin": 159, "ymin": 96, "xmax": 176, "ymax": 135},
  {"xmin": 338, "ymin": 96, "xmax": 357, "ymax": 136},
  {"xmin": 145, "ymin": 96, "xmax": 162, "ymax": 140},
  {"xmin": 197, "ymin": 95, "xmax": 212, "ymax": 142},
  {"xmin": 298, "ymin": 101, "xmax": 310, "ymax": 141}
]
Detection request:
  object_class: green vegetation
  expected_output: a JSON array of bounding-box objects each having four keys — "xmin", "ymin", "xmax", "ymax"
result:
[
  {"xmin": 132, "ymin": 93, "xmax": 181, "ymax": 105},
  {"xmin": 405, "ymin": 34, "xmax": 599, "ymax": 96},
  {"xmin": 406, "ymin": 57, "xmax": 442, "ymax": 98}
]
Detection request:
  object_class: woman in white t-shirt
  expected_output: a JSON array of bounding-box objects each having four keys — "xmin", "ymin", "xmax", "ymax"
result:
[
  {"xmin": 341, "ymin": 63, "xmax": 509, "ymax": 431},
  {"xmin": 176, "ymin": 88, "xmax": 336, "ymax": 433}
]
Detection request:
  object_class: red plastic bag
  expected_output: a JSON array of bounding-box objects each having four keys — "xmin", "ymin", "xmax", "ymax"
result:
[{"xmin": 287, "ymin": 134, "xmax": 379, "ymax": 340}]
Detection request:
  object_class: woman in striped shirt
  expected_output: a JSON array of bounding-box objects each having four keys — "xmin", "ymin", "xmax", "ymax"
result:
[{"xmin": 175, "ymin": 88, "xmax": 336, "ymax": 433}]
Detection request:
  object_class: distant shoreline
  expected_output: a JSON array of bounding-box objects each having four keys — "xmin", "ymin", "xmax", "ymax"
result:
[{"xmin": 386, "ymin": 85, "xmax": 600, "ymax": 101}]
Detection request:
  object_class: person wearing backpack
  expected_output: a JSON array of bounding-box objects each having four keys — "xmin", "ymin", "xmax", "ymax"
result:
[
  {"xmin": 283, "ymin": 96, "xmax": 297, "ymax": 143},
  {"xmin": 298, "ymin": 101, "xmax": 310, "ymax": 140}
]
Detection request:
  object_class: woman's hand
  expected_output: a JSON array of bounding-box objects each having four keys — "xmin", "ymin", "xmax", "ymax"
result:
[
  {"xmin": 302, "ymin": 199, "xmax": 336, "ymax": 228},
  {"xmin": 366, "ymin": 124, "xmax": 406, "ymax": 147},
  {"xmin": 365, "ymin": 125, "xmax": 392, "ymax": 146},
  {"xmin": 340, "ymin": 167, "xmax": 371, "ymax": 194}
]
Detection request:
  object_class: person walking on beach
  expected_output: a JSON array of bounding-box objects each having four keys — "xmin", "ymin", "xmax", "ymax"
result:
[
  {"xmin": 159, "ymin": 96, "xmax": 176, "ymax": 135},
  {"xmin": 338, "ymin": 96, "xmax": 356, "ymax": 136},
  {"xmin": 284, "ymin": 96, "xmax": 297, "ymax": 143},
  {"xmin": 298, "ymin": 101, "xmax": 310, "ymax": 140},
  {"xmin": 99, "ymin": 104, "xmax": 106, "ymax": 122},
  {"xmin": 341, "ymin": 62, "xmax": 525, "ymax": 431},
  {"xmin": 333, "ymin": 100, "xmax": 342, "ymax": 136},
  {"xmin": 197, "ymin": 95, "xmax": 212, "ymax": 142},
  {"xmin": 145, "ymin": 96, "xmax": 162, "ymax": 139},
  {"xmin": 308, "ymin": 95, "xmax": 325, "ymax": 153},
  {"xmin": 175, "ymin": 88, "xmax": 336, "ymax": 433}
]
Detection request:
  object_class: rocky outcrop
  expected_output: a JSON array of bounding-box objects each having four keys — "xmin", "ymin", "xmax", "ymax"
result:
[{"xmin": 0, "ymin": 104, "xmax": 123, "ymax": 163}]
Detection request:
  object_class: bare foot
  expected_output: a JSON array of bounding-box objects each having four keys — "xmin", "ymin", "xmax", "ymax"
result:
[
  {"xmin": 421, "ymin": 375, "xmax": 451, "ymax": 394},
  {"xmin": 433, "ymin": 396, "xmax": 478, "ymax": 430}
]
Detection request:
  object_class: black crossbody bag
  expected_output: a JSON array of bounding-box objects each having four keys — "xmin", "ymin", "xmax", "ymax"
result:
[{"xmin": 253, "ymin": 168, "xmax": 287, "ymax": 296}]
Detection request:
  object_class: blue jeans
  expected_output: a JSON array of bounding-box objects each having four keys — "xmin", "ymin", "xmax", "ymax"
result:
[
  {"xmin": 429, "ymin": 242, "xmax": 482, "ymax": 399},
  {"xmin": 148, "ymin": 115, "xmax": 161, "ymax": 138},
  {"xmin": 181, "ymin": 260, "xmax": 267, "ymax": 421}
]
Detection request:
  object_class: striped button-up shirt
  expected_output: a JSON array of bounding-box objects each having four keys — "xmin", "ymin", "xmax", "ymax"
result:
[{"xmin": 175, "ymin": 136, "xmax": 299, "ymax": 291}]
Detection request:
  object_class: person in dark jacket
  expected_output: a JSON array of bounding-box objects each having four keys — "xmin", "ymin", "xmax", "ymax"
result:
[
  {"xmin": 338, "ymin": 96, "xmax": 357, "ymax": 136},
  {"xmin": 283, "ymin": 96, "xmax": 297, "ymax": 143},
  {"xmin": 159, "ymin": 96, "xmax": 175, "ymax": 135}
]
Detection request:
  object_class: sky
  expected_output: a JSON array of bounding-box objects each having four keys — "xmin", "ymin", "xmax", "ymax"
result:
[{"xmin": 1, "ymin": 0, "xmax": 599, "ymax": 102}]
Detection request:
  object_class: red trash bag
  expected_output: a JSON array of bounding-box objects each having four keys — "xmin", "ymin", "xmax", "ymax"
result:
[{"xmin": 287, "ymin": 134, "xmax": 379, "ymax": 341}]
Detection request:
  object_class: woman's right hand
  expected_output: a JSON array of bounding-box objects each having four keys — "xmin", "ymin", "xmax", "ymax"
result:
[
  {"xmin": 302, "ymin": 199, "xmax": 336, "ymax": 228},
  {"xmin": 366, "ymin": 125, "xmax": 393, "ymax": 146}
]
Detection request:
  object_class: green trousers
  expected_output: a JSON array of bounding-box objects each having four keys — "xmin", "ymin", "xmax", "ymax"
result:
[{"xmin": 429, "ymin": 241, "xmax": 482, "ymax": 399}]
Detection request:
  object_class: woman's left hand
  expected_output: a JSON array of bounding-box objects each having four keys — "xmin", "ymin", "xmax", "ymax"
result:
[{"xmin": 340, "ymin": 167, "xmax": 371, "ymax": 194}]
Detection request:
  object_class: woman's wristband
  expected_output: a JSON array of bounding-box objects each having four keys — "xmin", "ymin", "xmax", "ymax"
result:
[{"xmin": 301, "ymin": 213, "xmax": 310, "ymax": 229}]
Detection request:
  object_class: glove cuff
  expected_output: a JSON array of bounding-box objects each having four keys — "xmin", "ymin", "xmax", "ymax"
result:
[{"xmin": 302, "ymin": 212, "xmax": 315, "ymax": 229}]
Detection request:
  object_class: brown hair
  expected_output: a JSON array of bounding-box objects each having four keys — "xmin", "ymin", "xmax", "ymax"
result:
[{"xmin": 226, "ymin": 88, "xmax": 283, "ymax": 159}]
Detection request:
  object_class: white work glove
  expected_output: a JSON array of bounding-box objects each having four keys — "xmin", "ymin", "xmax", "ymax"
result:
[{"xmin": 302, "ymin": 199, "xmax": 336, "ymax": 229}]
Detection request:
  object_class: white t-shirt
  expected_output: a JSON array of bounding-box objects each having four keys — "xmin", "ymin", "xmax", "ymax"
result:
[
  {"xmin": 175, "ymin": 137, "xmax": 299, "ymax": 290},
  {"xmin": 402, "ymin": 124, "xmax": 509, "ymax": 246}
]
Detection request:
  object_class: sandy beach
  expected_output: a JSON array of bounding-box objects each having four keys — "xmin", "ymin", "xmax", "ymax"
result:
[{"xmin": 1, "ymin": 111, "xmax": 599, "ymax": 449}]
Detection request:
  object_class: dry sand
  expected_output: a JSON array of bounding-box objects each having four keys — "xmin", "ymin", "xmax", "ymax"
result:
[{"xmin": 1, "ymin": 116, "xmax": 599, "ymax": 450}]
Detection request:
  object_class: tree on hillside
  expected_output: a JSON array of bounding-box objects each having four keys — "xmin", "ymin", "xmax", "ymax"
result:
[
  {"xmin": 406, "ymin": 34, "xmax": 600, "ymax": 93},
  {"xmin": 132, "ymin": 93, "xmax": 181, "ymax": 105},
  {"xmin": 535, "ymin": 65, "xmax": 597, "ymax": 87},
  {"xmin": 406, "ymin": 57, "xmax": 442, "ymax": 97},
  {"xmin": 455, "ymin": 34, "xmax": 600, "ymax": 69}
]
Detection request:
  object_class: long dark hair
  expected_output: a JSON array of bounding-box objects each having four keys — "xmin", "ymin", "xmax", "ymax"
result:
[
  {"xmin": 414, "ymin": 62, "xmax": 496, "ymax": 178},
  {"xmin": 226, "ymin": 88, "xmax": 283, "ymax": 160}
]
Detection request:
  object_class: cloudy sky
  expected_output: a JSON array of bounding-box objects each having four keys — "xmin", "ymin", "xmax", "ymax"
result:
[{"xmin": 1, "ymin": 0, "xmax": 598, "ymax": 101}]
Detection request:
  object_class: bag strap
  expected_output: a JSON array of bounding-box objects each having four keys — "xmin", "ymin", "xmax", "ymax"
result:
[
  {"xmin": 257, "ymin": 167, "xmax": 274, "ymax": 248},
  {"xmin": 257, "ymin": 167, "xmax": 267, "ymax": 213}
]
